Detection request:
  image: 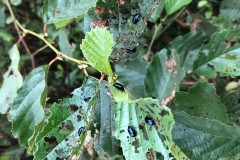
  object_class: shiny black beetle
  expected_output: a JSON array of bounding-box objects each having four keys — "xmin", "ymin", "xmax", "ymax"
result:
[
  {"xmin": 113, "ymin": 83, "xmax": 125, "ymax": 92},
  {"xmin": 128, "ymin": 126, "xmax": 137, "ymax": 137},
  {"xmin": 78, "ymin": 127, "xmax": 84, "ymax": 136},
  {"xmin": 132, "ymin": 14, "xmax": 141, "ymax": 24},
  {"xmin": 126, "ymin": 48, "xmax": 137, "ymax": 54},
  {"xmin": 145, "ymin": 117, "xmax": 155, "ymax": 126}
]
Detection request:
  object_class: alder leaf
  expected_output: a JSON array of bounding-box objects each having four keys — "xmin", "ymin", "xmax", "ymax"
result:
[
  {"xmin": 80, "ymin": 27, "xmax": 114, "ymax": 75},
  {"xmin": 0, "ymin": 44, "xmax": 23, "ymax": 114},
  {"xmin": 175, "ymin": 82, "xmax": 228, "ymax": 123},
  {"xmin": 145, "ymin": 49, "xmax": 185, "ymax": 104},
  {"xmin": 34, "ymin": 77, "xmax": 98, "ymax": 160},
  {"xmin": 43, "ymin": 0, "xmax": 97, "ymax": 24},
  {"xmin": 9, "ymin": 65, "xmax": 49, "ymax": 146},
  {"xmin": 173, "ymin": 111, "xmax": 240, "ymax": 159},
  {"xmin": 114, "ymin": 98, "xmax": 189, "ymax": 160},
  {"xmin": 165, "ymin": 0, "xmax": 192, "ymax": 16}
]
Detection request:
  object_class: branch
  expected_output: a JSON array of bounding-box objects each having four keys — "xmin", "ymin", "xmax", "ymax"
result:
[
  {"xmin": 6, "ymin": 0, "xmax": 35, "ymax": 68},
  {"xmin": 6, "ymin": 0, "xmax": 89, "ymax": 66}
]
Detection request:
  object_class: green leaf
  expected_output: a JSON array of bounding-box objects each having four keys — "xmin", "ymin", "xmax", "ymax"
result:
[
  {"xmin": 221, "ymin": 90, "xmax": 240, "ymax": 126},
  {"xmin": 0, "ymin": 44, "xmax": 23, "ymax": 114},
  {"xmin": 220, "ymin": 0, "xmax": 240, "ymax": 22},
  {"xmin": 144, "ymin": 49, "xmax": 185, "ymax": 103},
  {"xmin": 149, "ymin": 0, "xmax": 165, "ymax": 23},
  {"xmin": 10, "ymin": 0, "xmax": 22, "ymax": 6},
  {"xmin": 115, "ymin": 58, "xmax": 148, "ymax": 98},
  {"xmin": 84, "ymin": 0, "xmax": 160, "ymax": 59},
  {"xmin": 173, "ymin": 111, "xmax": 240, "ymax": 159},
  {"xmin": 34, "ymin": 77, "xmax": 98, "ymax": 160},
  {"xmin": 54, "ymin": 19, "xmax": 71, "ymax": 29},
  {"xmin": 108, "ymin": 77, "xmax": 129, "ymax": 102},
  {"xmin": 165, "ymin": 0, "xmax": 192, "ymax": 16},
  {"xmin": 114, "ymin": 98, "xmax": 188, "ymax": 160},
  {"xmin": 93, "ymin": 81, "xmax": 122, "ymax": 157},
  {"xmin": 0, "ymin": 28, "xmax": 13, "ymax": 42},
  {"xmin": 207, "ymin": 48, "xmax": 240, "ymax": 77},
  {"xmin": 193, "ymin": 28, "xmax": 240, "ymax": 71},
  {"xmin": 175, "ymin": 82, "xmax": 228, "ymax": 123},
  {"xmin": 80, "ymin": 27, "xmax": 114, "ymax": 75},
  {"xmin": 169, "ymin": 31, "xmax": 208, "ymax": 70},
  {"xmin": 0, "ymin": 4, "xmax": 5, "ymax": 27},
  {"xmin": 42, "ymin": 0, "xmax": 97, "ymax": 24},
  {"xmin": 8, "ymin": 65, "xmax": 49, "ymax": 146},
  {"xmin": 58, "ymin": 29, "xmax": 75, "ymax": 57}
]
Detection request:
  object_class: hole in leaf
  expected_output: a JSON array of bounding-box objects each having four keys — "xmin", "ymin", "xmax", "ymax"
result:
[
  {"xmin": 44, "ymin": 136, "xmax": 58, "ymax": 151},
  {"xmin": 70, "ymin": 105, "xmax": 78, "ymax": 113},
  {"xmin": 58, "ymin": 120, "xmax": 74, "ymax": 135},
  {"xmin": 84, "ymin": 97, "xmax": 91, "ymax": 102}
]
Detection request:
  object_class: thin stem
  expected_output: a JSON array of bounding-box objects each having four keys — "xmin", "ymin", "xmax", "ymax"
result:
[
  {"xmin": 32, "ymin": 29, "xmax": 61, "ymax": 56},
  {"xmin": 6, "ymin": 0, "xmax": 89, "ymax": 66},
  {"xmin": 145, "ymin": 22, "xmax": 164, "ymax": 60},
  {"xmin": 144, "ymin": 8, "xmax": 186, "ymax": 61},
  {"xmin": 6, "ymin": 0, "xmax": 35, "ymax": 68}
]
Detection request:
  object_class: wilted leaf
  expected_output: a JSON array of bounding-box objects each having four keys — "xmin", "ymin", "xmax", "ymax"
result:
[
  {"xmin": 43, "ymin": 0, "xmax": 97, "ymax": 24},
  {"xmin": 144, "ymin": 49, "xmax": 185, "ymax": 104},
  {"xmin": 0, "ymin": 44, "xmax": 23, "ymax": 114},
  {"xmin": 8, "ymin": 65, "xmax": 49, "ymax": 146},
  {"xmin": 80, "ymin": 27, "xmax": 114, "ymax": 75}
]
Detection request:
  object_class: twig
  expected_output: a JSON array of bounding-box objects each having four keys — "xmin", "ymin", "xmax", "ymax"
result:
[
  {"xmin": 144, "ymin": 8, "xmax": 186, "ymax": 61},
  {"xmin": 32, "ymin": 29, "xmax": 61, "ymax": 56},
  {"xmin": 6, "ymin": 0, "xmax": 89, "ymax": 66},
  {"xmin": 6, "ymin": 0, "xmax": 35, "ymax": 68},
  {"xmin": 144, "ymin": 21, "xmax": 164, "ymax": 60}
]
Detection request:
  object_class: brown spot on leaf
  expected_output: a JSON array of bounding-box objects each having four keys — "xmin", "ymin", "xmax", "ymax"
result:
[
  {"xmin": 161, "ymin": 89, "xmax": 176, "ymax": 106},
  {"xmin": 90, "ymin": 19, "xmax": 107, "ymax": 28},
  {"xmin": 95, "ymin": 7, "xmax": 105, "ymax": 14},
  {"xmin": 132, "ymin": 138, "xmax": 140, "ymax": 153},
  {"xmin": 190, "ymin": 18, "xmax": 202, "ymax": 30},
  {"xmin": 165, "ymin": 60, "xmax": 177, "ymax": 74},
  {"xmin": 8, "ymin": 69, "xmax": 14, "ymax": 76},
  {"xmin": 119, "ymin": 0, "xmax": 124, "ymax": 5}
]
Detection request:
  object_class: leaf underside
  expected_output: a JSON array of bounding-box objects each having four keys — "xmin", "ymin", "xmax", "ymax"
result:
[
  {"xmin": 43, "ymin": 0, "xmax": 97, "ymax": 24},
  {"xmin": 0, "ymin": 44, "xmax": 23, "ymax": 114}
]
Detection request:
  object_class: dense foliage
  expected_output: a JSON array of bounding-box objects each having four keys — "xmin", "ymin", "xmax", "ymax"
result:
[{"xmin": 0, "ymin": 0, "xmax": 240, "ymax": 159}]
